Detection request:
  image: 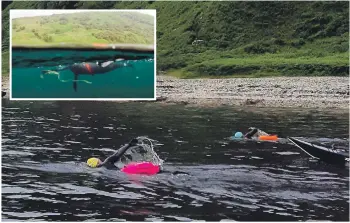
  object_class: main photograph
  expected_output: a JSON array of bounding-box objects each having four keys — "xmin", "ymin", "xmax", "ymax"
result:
[{"xmin": 1, "ymin": 1, "xmax": 349, "ymax": 222}]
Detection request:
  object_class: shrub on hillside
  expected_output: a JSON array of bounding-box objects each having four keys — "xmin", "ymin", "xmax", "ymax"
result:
[
  {"xmin": 244, "ymin": 41, "xmax": 278, "ymax": 54},
  {"xmin": 291, "ymin": 38, "xmax": 306, "ymax": 48},
  {"xmin": 185, "ymin": 63, "xmax": 349, "ymax": 77},
  {"xmin": 32, "ymin": 29, "xmax": 41, "ymax": 39},
  {"xmin": 42, "ymin": 33, "xmax": 53, "ymax": 42}
]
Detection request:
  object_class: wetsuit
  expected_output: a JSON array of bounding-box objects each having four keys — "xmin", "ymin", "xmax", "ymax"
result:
[
  {"xmin": 68, "ymin": 61, "xmax": 130, "ymax": 75},
  {"xmin": 44, "ymin": 61, "xmax": 129, "ymax": 75},
  {"xmin": 244, "ymin": 128, "xmax": 258, "ymax": 139},
  {"xmin": 97, "ymin": 138, "xmax": 139, "ymax": 168},
  {"xmin": 42, "ymin": 60, "xmax": 132, "ymax": 92},
  {"xmin": 244, "ymin": 127, "xmax": 269, "ymax": 139}
]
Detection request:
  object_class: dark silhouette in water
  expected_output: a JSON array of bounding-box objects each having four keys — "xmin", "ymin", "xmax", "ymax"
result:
[
  {"xmin": 2, "ymin": 91, "xmax": 6, "ymax": 97},
  {"xmin": 87, "ymin": 137, "xmax": 189, "ymax": 175},
  {"xmin": 42, "ymin": 60, "xmax": 133, "ymax": 92}
]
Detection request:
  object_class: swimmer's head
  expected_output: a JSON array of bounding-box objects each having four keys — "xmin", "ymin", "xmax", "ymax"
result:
[
  {"xmin": 234, "ymin": 132, "xmax": 243, "ymax": 138},
  {"xmin": 87, "ymin": 157, "xmax": 101, "ymax": 168}
]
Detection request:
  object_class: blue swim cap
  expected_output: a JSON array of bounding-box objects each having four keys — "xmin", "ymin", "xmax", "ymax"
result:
[{"xmin": 234, "ymin": 132, "xmax": 243, "ymax": 138}]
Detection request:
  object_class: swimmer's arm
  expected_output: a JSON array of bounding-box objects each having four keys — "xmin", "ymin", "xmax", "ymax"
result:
[
  {"xmin": 97, "ymin": 144, "xmax": 130, "ymax": 167},
  {"xmin": 103, "ymin": 60, "xmax": 133, "ymax": 71},
  {"xmin": 244, "ymin": 128, "xmax": 258, "ymax": 139},
  {"xmin": 97, "ymin": 138, "xmax": 138, "ymax": 167},
  {"xmin": 258, "ymin": 129, "xmax": 269, "ymax": 136}
]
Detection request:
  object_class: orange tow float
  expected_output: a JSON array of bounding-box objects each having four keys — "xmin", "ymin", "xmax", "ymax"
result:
[{"xmin": 258, "ymin": 135, "xmax": 278, "ymax": 141}]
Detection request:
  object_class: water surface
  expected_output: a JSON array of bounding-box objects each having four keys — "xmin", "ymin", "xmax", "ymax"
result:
[{"xmin": 2, "ymin": 100, "xmax": 349, "ymax": 221}]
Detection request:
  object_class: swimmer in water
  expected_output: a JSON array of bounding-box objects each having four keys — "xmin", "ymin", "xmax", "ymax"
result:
[
  {"xmin": 87, "ymin": 138, "xmax": 140, "ymax": 169},
  {"xmin": 233, "ymin": 127, "xmax": 269, "ymax": 139},
  {"xmin": 86, "ymin": 137, "xmax": 188, "ymax": 175},
  {"xmin": 41, "ymin": 59, "xmax": 133, "ymax": 92},
  {"xmin": 244, "ymin": 127, "xmax": 269, "ymax": 139}
]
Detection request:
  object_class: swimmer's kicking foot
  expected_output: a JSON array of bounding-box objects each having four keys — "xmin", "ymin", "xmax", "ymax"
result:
[{"xmin": 40, "ymin": 70, "xmax": 60, "ymax": 79}]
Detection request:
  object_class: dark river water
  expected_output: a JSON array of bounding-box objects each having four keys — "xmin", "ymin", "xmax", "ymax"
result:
[{"xmin": 2, "ymin": 100, "xmax": 349, "ymax": 221}]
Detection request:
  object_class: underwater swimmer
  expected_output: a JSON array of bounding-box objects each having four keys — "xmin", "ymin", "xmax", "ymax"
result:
[{"xmin": 41, "ymin": 59, "xmax": 133, "ymax": 92}]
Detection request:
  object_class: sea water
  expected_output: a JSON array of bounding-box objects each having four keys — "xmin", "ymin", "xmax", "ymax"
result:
[
  {"xmin": 2, "ymin": 100, "xmax": 349, "ymax": 221},
  {"xmin": 11, "ymin": 49, "xmax": 155, "ymax": 99}
]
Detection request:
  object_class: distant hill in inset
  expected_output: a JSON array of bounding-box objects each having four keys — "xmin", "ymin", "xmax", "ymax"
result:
[{"xmin": 11, "ymin": 11, "xmax": 154, "ymax": 45}]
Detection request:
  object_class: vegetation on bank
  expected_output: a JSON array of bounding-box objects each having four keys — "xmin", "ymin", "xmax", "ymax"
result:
[
  {"xmin": 2, "ymin": 1, "xmax": 349, "ymax": 78},
  {"xmin": 166, "ymin": 35, "xmax": 349, "ymax": 78}
]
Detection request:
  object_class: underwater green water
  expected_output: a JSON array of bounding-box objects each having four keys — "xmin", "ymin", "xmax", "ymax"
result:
[{"xmin": 11, "ymin": 49, "xmax": 155, "ymax": 99}]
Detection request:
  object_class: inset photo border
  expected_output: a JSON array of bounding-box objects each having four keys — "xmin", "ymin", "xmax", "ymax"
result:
[{"xmin": 9, "ymin": 9, "xmax": 157, "ymax": 101}]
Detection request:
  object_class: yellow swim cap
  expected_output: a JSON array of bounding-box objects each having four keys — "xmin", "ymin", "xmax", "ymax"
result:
[{"xmin": 87, "ymin": 158, "xmax": 100, "ymax": 168}]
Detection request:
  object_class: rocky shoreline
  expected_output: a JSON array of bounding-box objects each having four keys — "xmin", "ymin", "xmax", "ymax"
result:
[
  {"xmin": 156, "ymin": 75, "xmax": 349, "ymax": 109},
  {"xmin": 2, "ymin": 75, "xmax": 349, "ymax": 109},
  {"xmin": 2, "ymin": 76, "xmax": 9, "ymax": 97}
]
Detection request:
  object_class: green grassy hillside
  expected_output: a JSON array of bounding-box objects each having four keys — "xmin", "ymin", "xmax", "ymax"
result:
[
  {"xmin": 2, "ymin": 1, "xmax": 349, "ymax": 77},
  {"xmin": 12, "ymin": 11, "xmax": 154, "ymax": 45}
]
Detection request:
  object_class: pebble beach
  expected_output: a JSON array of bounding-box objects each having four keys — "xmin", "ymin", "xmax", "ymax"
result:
[
  {"xmin": 3, "ymin": 75, "xmax": 349, "ymax": 110},
  {"xmin": 157, "ymin": 75, "xmax": 349, "ymax": 109}
]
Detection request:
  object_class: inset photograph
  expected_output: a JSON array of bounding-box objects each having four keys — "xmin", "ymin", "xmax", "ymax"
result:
[{"xmin": 10, "ymin": 9, "xmax": 156, "ymax": 100}]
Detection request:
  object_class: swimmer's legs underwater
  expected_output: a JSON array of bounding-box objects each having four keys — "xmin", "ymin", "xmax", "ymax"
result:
[
  {"xmin": 41, "ymin": 68, "xmax": 92, "ymax": 91},
  {"xmin": 41, "ymin": 65, "xmax": 70, "ymax": 77},
  {"xmin": 73, "ymin": 73, "xmax": 78, "ymax": 92}
]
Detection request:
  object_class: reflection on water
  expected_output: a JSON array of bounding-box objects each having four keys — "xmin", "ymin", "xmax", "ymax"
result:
[{"xmin": 2, "ymin": 100, "xmax": 349, "ymax": 221}]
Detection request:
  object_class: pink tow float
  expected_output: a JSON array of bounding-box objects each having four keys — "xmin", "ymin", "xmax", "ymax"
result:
[{"xmin": 121, "ymin": 162, "xmax": 160, "ymax": 175}]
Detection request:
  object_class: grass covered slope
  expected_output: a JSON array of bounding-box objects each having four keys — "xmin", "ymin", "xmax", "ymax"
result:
[
  {"xmin": 178, "ymin": 36, "xmax": 349, "ymax": 78},
  {"xmin": 145, "ymin": 1, "xmax": 349, "ymax": 77},
  {"xmin": 2, "ymin": 1, "xmax": 349, "ymax": 77},
  {"xmin": 12, "ymin": 11, "xmax": 154, "ymax": 45}
]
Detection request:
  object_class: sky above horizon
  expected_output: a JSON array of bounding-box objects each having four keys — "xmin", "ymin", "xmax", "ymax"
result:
[{"xmin": 10, "ymin": 9, "xmax": 156, "ymax": 19}]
